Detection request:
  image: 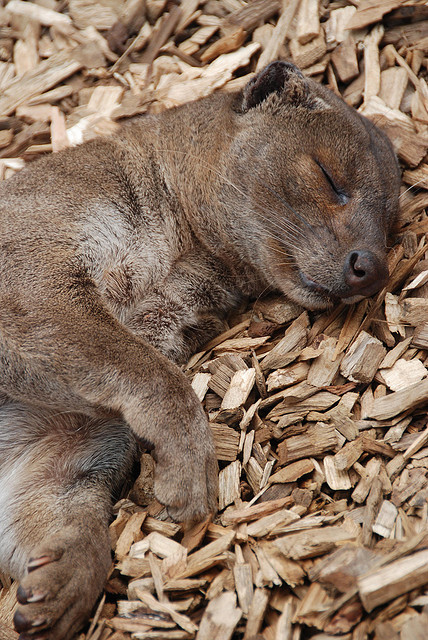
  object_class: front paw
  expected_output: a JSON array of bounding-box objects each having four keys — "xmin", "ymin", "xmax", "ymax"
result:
[
  {"xmin": 14, "ymin": 525, "xmax": 111, "ymax": 640},
  {"xmin": 153, "ymin": 412, "xmax": 218, "ymax": 522}
]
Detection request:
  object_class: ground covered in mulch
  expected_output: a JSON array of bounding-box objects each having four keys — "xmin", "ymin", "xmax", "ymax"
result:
[{"xmin": 0, "ymin": 1, "xmax": 428, "ymax": 639}]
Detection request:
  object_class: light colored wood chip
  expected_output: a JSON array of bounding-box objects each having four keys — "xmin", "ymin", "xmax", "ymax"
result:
[
  {"xmin": 379, "ymin": 357, "xmax": 427, "ymax": 392},
  {"xmin": 266, "ymin": 361, "xmax": 310, "ymax": 393},
  {"xmin": 323, "ymin": 455, "xmax": 352, "ymax": 490},
  {"xmin": 289, "ymin": 30, "xmax": 327, "ymax": 70},
  {"xmin": 246, "ymin": 509, "xmax": 300, "ymax": 538},
  {"xmin": 340, "ymin": 331, "xmax": 386, "ymax": 384},
  {"xmin": 196, "ymin": 591, "xmax": 242, "ymax": 640},
  {"xmin": 307, "ymin": 337, "xmax": 343, "ymax": 387},
  {"xmin": 256, "ymin": 0, "xmax": 300, "ymax": 71},
  {"xmin": 368, "ymin": 377, "xmax": 428, "ymax": 420},
  {"xmin": 243, "ymin": 588, "xmax": 270, "ymax": 640},
  {"xmin": 221, "ymin": 368, "xmax": 256, "ymax": 410},
  {"xmin": 372, "ymin": 499, "xmax": 398, "ymax": 538},
  {"xmin": 358, "ymin": 549, "xmax": 428, "ymax": 612},
  {"xmin": 219, "ymin": 460, "xmax": 241, "ymax": 510},
  {"xmin": 277, "ymin": 422, "xmax": 338, "ymax": 465},
  {"xmin": 270, "ymin": 458, "xmax": 315, "ymax": 484},
  {"xmin": 274, "ymin": 526, "xmax": 357, "ymax": 561}
]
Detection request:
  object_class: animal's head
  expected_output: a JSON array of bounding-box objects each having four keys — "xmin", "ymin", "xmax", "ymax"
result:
[{"xmin": 227, "ymin": 61, "xmax": 400, "ymax": 310}]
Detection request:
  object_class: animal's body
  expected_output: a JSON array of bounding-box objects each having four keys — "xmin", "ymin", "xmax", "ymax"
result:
[{"xmin": 0, "ymin": 62, "xmax": 400, "ymax": 639}]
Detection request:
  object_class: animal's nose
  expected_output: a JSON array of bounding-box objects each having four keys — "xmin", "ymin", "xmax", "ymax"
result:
[{"xmin": 343, "ymin": 250, "xmax": 388, "ymax": 297}]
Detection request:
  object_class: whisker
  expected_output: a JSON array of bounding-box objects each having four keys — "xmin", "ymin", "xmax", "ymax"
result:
[
  {"xmin": 263, "ymin": 183, "xmax": 316, "ymax": 233},
  {"xmin": 399, "ymin": 177, "xmax": 428, "ymax": 199}
]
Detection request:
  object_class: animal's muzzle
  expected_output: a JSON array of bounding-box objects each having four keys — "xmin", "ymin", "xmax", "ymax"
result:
[{"xmin": 343, "ymin": 250, "xmax": 388, "ymax": 298}]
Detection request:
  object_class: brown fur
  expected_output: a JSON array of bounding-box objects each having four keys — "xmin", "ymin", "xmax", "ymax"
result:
[{"xmin": 0, "ymin": 62, "xmax": 400, "ymax": 639}]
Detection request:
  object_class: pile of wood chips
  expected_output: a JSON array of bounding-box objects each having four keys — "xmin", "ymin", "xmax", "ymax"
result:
[{"xmin": 0, "ymin": 0, "xmax": 428, "ymax": 638}]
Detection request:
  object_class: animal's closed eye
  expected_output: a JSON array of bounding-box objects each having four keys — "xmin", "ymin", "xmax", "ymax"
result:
[{"xmin": 316, "ymin": 161, "xmax": 349, "ymax": 205}]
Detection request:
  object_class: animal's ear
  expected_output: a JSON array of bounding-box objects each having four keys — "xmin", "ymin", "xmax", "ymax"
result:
[{"xmin": 237, "ymin": 61, "xmax": 309, "ymax": 113}]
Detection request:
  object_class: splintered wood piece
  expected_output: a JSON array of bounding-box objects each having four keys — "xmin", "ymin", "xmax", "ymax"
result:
[
  {"xmin": 0, "ymin": 49, "xmax": 83, "ymax": 116},
  {"xmin": 308, "ymin": 545, "xmax": 380, "ymax": 592},
  {"xmin": 233, "ymin": 552, "xmax": 253, "ymax": 614},
  {"xmin": 200, "ymin": 28, "xmax": 246, "ymax": 64},
  {"xmin": 246, "ymin": 509, "xmax": 300, "ymax": 538},
  {"xmin": 243, "ymin": 588, "xmax": 270, "ymax": 640},
  {"xmin": 261, "ymin": 312, "xmax": 309, "ymax": 371},
  {"xmin": 294, "ymin": 582, "xmax": 333, "ymax": 627},
  {"xmin": 210, "ymin": 423, "xmax": 239, "ymax": 461},
  {"xmin": 274, "ymin": 526, "xmax": 357, "ymax": 561},
  {"xmin": 400, "ymin": 298, "xmax": 428, "ymax": 326},
  {"xmin": 214, "ymin": 335, "xmax": 268, "ymax": 354},
  {"xmin": 334, "ymin": 438, "xmax": 363, "ymax": 471},
  {"xmin": 308, "ymin": 392, "xmax": 359, "ymax": 442},
  {"xmin": 196, "ymin": 591, "xmax": 242, "ymax": 640},
  {"xmin": 379, "ymin": 67, "xmax": 408, "ymax": 110},
  {"xmin": 130, "ymin": 532, "xmax": 187, "ymax": 562},
  {"xmin": 222, "ymin": 0, "xmax": 281, "ymax": 36},
  {"xmin": 178, "ymin": 530, "xmax": 235, "ymax": 580},
  {"xmin": 391, "ymin": 468, "xmax": 428, "ymax": 506},
  {"xmin": 266, "ymin": 361, "xmax": 310, "ymax": 393},
  {"xmin": 340, "ymin": 331, "xmax": 386, "ymax": 384},
  {"xmin": 362, "ymin": 477, "xmax": 383, "ymax": 547},
  {"xmin": 208, "ymin": 354, "xmax": 247, "ymax": 395},
  {"xmin": 267, "ymin": 389, "xmax": 340, "ymax": 421},
  {"xmin": 221, "ymin": 496, "xmax": 293, "ymax": 526},
  {"xmin": 372, "ymin": 500, "xmax": 398, "ymax": 538},
  {"xmin": 358, "ymin": 549, "xmax": 428, "ymax": 612},
  {"xmin": 379, "ymin": 358, "xmax": 427, "ymax": 392},
  {"xmin": 412, "ymin": 322, "xmax": 428, "ymax": 349},
  {"xmin": 323, "ymin": 456, "xmax": 352, "ymax": 491},
  {"xmin": 365, "ymin": 109, "xmax": 428, "ymax": 167},
  {"xmin": 325, "ymin": 6, "xmax": 356, "ymax": 46},
  {"xmin": 331, "ymin": 36, "xmax": 359, "ymax": 83},
  {"xmin": 219, "ymin": 460, "xmax": 241, "ymax": 510},
  {"xmin": 6, "ymin": 0, "xmax": 73, "ymax": 28},
  {"xmin": 269, "ymin": 458, "xmax": 315, "ymax": 484},
  {"xmin": 379, "ymin": 337, "xmax": 412, "ymax": 369},
  {"xmin": 115, "ymin": 512, "xmax": 147, "ymax": 561},
  {"xmin": 367, "ymin": 378, "xmax": 428, "ymax": 420},
  {"xmin": 364, "ymin": 24, "xmax": 384, "ymax": 103},
  {"xmin": 191, "ymin": 372, "xmax": 211, "ymax": 401},
  {"xmin": 221, "ymin": 368, "xmax": 256, "ymax": 410},
  {"xmin": 403, "ymin": 425, "xmax": 428, "ymax": 460},
  {"xmin": 307, "ymin": 337, "xmax": 343, "ymax": 387},
  {"xmin": 264, "ymin": 380, "xmax": 318, "ymax": 414},
  {"xmin": 289, "ymin": 29, "xmax": 327, "ymax": 70},
  {"xmin": 297, "ymin": 0, "xmax": 320, "ymax": 45},
  {"xmin": 347, "ymin": 0, "xmax": 403, "ymax": 30},
  {"xmin": 352, "ymin": 458, "xmax": 382, "ymax": 503},
  {"xmin": 245, "ymin": 456, "xmax": 264, "ymax": 495},
  {"xmin": 256, "ymin": 0, "xmax": 300, "ymax": 71},
  {"xmin": 277, "ymin": 422, "xmax": 337, "ymax": 465},
  {"xmin": 260, "ymin": 542, "xmax": 304, "ymax": 588},
  {"xmin": 252, "ymin": 543, "xmax": 282, "ymax": 586},
  {"xmin": 403, "ymin": 269, "xmax": 428, "ymax": 291},
  {"xmin": 133, "ymin": 589, "xmax": 198, "ymax": 634}
]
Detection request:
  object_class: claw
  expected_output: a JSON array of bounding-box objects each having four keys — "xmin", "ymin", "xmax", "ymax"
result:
[
  {"xmin": 14, "ymin": 611, "xmax": 46, "ymax": 633},
  {"xmin": 27, "ymin": 555, "xmax": 53, "ymax": 572},
  {"xmin": 17, "ymin": 586, "xmax": 47, "ymax": 604}
]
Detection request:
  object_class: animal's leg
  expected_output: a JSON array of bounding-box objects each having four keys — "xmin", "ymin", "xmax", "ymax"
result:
[
  {"xmin": 0, "ymin": 290, "xmax": 218, "ymax": 522},
  {"xmin": 0, "ymin": 402, "xmax": 137, "ymax": 640}
]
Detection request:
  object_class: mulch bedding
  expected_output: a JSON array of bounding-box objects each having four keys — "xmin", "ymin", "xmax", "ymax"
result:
[{"xmin": 0, "ymin": 1, "xmax": 428, "ymax": 639}]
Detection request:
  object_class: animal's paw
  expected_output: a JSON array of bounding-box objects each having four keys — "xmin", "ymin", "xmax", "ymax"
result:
[
  {"xmin": 14, "ymin": 525, "xmax": 111, "ymax": 640},
  {"xmin": 153, "ymin": 411, "xmax": 218, "ymax": 523}
]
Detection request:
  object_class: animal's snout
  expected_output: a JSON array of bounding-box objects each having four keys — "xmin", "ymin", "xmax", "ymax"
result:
[{"xmin": 343, "ymin": 250, "xmax": 388, "ymax": 297}]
